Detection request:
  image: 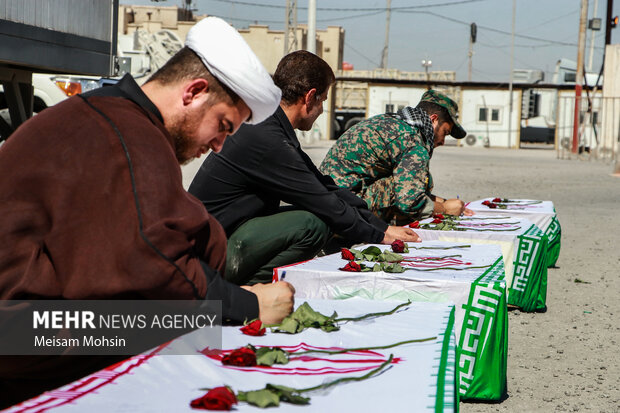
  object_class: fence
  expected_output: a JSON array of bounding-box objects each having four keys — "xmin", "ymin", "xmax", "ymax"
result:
[{"xmin": 556, "ymin": 95, "xmax": 620, "ymax": 166}]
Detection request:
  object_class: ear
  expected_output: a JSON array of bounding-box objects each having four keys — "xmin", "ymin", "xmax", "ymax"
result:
[
  {"xmin": 428, "ymin": 113, "xmax": 439, "ymax": 123},
  {"xmin": 304, "ymin": 88, "xmax": 318, "ymax": 106},
  {"xmin": 181, "ymin": 79, "xmax": 210, "ymax": 106}
]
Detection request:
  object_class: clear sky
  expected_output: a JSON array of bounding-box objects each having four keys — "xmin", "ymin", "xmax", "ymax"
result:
[{"xmin": 130, "ymin": 0, "xmax": 620, "ymax": 82}]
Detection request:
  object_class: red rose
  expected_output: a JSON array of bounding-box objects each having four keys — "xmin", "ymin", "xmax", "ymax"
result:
[
  {"xmin": 492, "ymin": 197, "xmax": 502, "ymax": 202},
  {"xmin": 190, "ymin": 386, "xmax": 238, "ymax": 410},
  {"xmin": 341, "ymin": 248, "xmax": 356, "ymax": 261},
  {"xmin": 409, "ymin": 221, "xmax": 420, "ymax": 228},
  {"xmin": 431, "ymin": 218, "xmax": 443, "ymax": 224},
  {"xmin": 482, "ymin": 200, "xmax": 491, "ymax": 206},
  {"xmin": 339, "ymin": 261, "xmax": 362, "ymax": 272},
  {"xmin": 391, "ymin": 240, "xmax": 406, "ymax": 253},
  {"xmin": 222, "ymin": 346, "xmax": 257, "ymax": 367},
  {"xmin": 240, "ymin": 319, "xmax": 265, "ymax": 336},
  {"xmin": 432, "ymin": 213, "xmax": 445, "ymax": 220},
  {"xmin": 488, "ymin": 203, "xmax": 498, "ymax": 209}
]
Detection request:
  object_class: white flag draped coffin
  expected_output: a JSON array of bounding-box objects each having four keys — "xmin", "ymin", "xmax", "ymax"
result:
[
  {"xmin": 466, "ymin": 198, "xmax": 561, "ymax": 267},
  {"xmin": 8, "ymin": 299, "xmax": 457, "ymax": 413},
  {"xmin": 274, "ymin": 241, "xmax": 507, "ymax": 401},
  {"xmin": 409, "ymin": 216, "xmax": 548, "ymax": 312}
]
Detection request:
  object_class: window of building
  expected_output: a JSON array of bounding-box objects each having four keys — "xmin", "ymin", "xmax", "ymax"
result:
[{"xmin": 477, "ymin": 106, "xmax": 502, "ymax": 123}]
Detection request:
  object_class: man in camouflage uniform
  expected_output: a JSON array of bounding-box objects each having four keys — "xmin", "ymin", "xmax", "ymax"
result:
[{"xmin": 320, "ymin": 90, "xmax": 473, "ymax": 225}]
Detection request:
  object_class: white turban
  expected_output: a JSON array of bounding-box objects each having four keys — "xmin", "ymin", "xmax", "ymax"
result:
[{"xmin": 186, "ymin": 17, "xmax": 281, "ymax": 125}]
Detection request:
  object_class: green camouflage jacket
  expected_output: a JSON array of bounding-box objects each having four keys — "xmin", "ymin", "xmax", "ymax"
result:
[{"xmin": 320, "ymin": 113, "xmax": 435, "ymax": 225}]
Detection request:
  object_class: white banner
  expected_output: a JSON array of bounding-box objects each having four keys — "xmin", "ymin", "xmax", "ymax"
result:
[
  {"xmin": 9, "ymin": 299, "xmax": 457, "ymax": 413},
  {"xmin": 466, "ymin": 198, "xmax": 556, "ymax": 233},
  {"xmin": 275, "ymin": 241, "xmax": 507, "ymax": 399}
]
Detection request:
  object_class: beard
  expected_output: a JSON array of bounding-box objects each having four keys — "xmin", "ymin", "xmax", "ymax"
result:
[{"xmin": 167, "ymin": 106, "xmax": 207, "ymax": 165}]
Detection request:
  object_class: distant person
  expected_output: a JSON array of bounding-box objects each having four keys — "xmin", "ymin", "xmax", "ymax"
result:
[
  {"xmin": 189, "ymin": 50, "xmax": 420, "ymax": 285},
  {"xmin": 320, "ymin": 90, "xmax": 474, "ymax": 225},
  {"xmin": 0, "ymin": 17, "xmax": 294, "ymax": 406}
]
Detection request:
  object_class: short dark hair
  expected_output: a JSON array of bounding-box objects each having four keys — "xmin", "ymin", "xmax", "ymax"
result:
[
  {"xmin": 273, "ymin": 50, "xmax": 335, "ymax": 105},
  {"xmin": 146, "ymin": 46, "xmax": 240, "ymax": 106},
  {"xmin": 416, "ymin": 101, "xmax": 451, "ymax": 125}
]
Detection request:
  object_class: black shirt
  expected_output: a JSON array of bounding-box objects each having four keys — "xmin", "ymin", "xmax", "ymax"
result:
[{"xmin": 189, "ymin": 106, "xmax": 388, "ymax": 243}]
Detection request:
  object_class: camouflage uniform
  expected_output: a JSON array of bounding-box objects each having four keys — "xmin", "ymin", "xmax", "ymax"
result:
[
  {"xmin": 320, "ymin": 112, "xmax": 435, "ymax": 225},
  {"xmin": 320, "ymin": 90, "xmax": 466, "ymax": 226}
]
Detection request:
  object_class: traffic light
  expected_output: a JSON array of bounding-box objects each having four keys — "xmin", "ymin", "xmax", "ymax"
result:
[{"xmin": 612, "ymin": 16, "xmax": 619, "ymax": 28}]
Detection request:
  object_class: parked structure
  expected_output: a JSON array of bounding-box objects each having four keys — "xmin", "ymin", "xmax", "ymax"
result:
[{"xmin": 0, "ymin": 0, "xmax": 118, "ymax": 141}]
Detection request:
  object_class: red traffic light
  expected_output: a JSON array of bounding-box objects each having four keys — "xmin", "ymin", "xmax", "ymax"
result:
[{"xmin": 612, "ymin": 16, "xmax": 619, "ymax": 28}]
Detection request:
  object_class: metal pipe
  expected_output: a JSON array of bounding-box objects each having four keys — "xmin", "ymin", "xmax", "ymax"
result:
[{"xmin": 307, "ymin": 0, "xmax": 316, "ymax": 54}]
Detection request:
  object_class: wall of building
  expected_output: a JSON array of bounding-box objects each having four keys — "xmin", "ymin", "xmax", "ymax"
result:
[
  {"xmin": 365, "ymin": 85, "xmax": 462, "ymax": 145},
  {"xmin": 460, "ymin": 88, "xmax": 521, "ymax": 148},
  {"xmin": 601, "ymin": 44, "xmax": 620, "ymax": 162}
]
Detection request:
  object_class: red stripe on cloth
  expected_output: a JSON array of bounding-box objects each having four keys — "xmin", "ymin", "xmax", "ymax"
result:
[{"xmin": 10, "ymin": 342, "xmax": 171, "ymax": 412}]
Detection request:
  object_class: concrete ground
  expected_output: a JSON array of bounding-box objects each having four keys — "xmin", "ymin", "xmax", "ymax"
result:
[{"xmin": 182, "ymin": 143, "xmax": 620, "ymax": 412}]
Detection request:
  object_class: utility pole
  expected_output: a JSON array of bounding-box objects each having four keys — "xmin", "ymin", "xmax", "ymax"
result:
[
  {"xmin": 604, "ymin": 0, "xmax": 614, "ymax": 45},
  {"xmin": 587, "ymin": 0, "xmax": 599, "ymax": 72},
  {"xmin": 307, "ymin": 0, "xmax": 316, "ymax": 54},
  {"xmin": 284, "ymin": 0, "xmax": 298, "ymax": 55},
  {"xmin": 380, "ymin": 0, "xmax": 391, "ymax": 69},
  {"xmin": 468, "ymin": 23, "xmax": 477, "ymax": 81},
  {"xmin": 507, "ymin": 0, "xmax": 515, "ymax": 149},
  {"xmin": 572, "ymin": 0, "xmax": 588, "ymax": 154}
]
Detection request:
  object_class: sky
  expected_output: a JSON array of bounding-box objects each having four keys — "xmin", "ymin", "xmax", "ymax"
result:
[{"xmin": 132, "ymin": 0, "xmax": 620, "ymax": 82}]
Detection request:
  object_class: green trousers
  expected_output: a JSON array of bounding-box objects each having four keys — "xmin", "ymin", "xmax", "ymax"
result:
[{"xmin": 225, "ymin": 210, "xmax": 330, "ymax": 285}]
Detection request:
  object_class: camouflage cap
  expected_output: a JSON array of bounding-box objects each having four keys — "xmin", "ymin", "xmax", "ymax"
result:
[{"xmin": 419, "ymin": 90, "xmax": 466, "ymax": 139}]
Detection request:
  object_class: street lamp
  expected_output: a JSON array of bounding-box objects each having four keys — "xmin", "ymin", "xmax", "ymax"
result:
[{"xmin": 421, "ymin": 59, "xmax": 432, "ymax": 90}]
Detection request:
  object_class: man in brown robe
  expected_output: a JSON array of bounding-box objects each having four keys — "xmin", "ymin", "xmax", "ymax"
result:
[{"xmin": 0, "ymin": 17, "xmax": 293, "ymax": 406}]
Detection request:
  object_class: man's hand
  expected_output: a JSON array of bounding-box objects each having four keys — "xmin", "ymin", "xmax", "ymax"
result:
[
  {"xmin": 382, "ymin": 225, "xmax": 421, "ymax": 244},
  {"xmin": 242, "ymin": 282, "xmax": 295, "ymax": 325},
  {"xmin": 437, "ymin": 199, "xmax": 466, "ymax": 216},
  {"xmin": 463, "ymin": 207, "xmax": 475, "ymax": 216}
]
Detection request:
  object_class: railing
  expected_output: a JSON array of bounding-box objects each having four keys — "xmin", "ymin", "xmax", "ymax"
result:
[{"xmin": 556, "ymin": 95, "xmax": 620, "ymax": 165}]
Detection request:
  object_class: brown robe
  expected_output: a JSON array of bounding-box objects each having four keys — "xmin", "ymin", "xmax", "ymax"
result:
[{"xmin": 0, "ymin": 77, "xmax": 257, "ymax": 406}]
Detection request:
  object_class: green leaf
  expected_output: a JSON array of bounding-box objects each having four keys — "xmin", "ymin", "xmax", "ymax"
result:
[
  {"xmin": 273, "ymin": 316, "xmax": 302, "ymax": 334},
  {"xmin": 238, "ymin": 389, "xmax": 280, "ymax": 408},
  {"xmin": 350, "ymin": 248, "xmax": 365, "ymax": 260},
  {"xmin": 266, "ymin": 384, "xmax": 310, "ymax": 405},
  {"xmin": 380, "ymin": 251, "xmax": 404, "ymax": 262},
  {"xmin": 255, "ymin": 347, "xmax": 290, "ymax": 366},
  {"xmin": 383, "ymin": 263, "xmax": 406, "ymax": 273},
  {"xmin": 272, "ymin": 302, "xmax": 339, "ymax": 334},
  {"xmin": 361, "ymin": 246, "xmax": 382, "ymax": 257}
]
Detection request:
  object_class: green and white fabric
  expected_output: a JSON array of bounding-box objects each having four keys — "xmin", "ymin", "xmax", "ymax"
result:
[
  {"xmin": 467, "ymin": 198, "xmax": 561, "ymax": 267},
  {"xmin": 11, "ymin": 299, "xmax": 456, "ymax": 412},
  {"xmin": 276, "ymin": 242, "xmax": 507, "ymax": 401},
  {"xmin": 412, "ymin": 216, "xmax": 548, "ymax": 312}
]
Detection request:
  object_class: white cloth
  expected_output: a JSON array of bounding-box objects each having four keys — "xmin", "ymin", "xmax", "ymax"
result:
[
  {"xmin": 275, "ymin": 242, "xmax": 507, "ymax": 398},
  {"xmin": 9, "ymin": 299, "xmax": 456, "ymax": 412},
  {"xmin": 185, "ymin": 17, "xmax": 281, "ymax": 124},
  {"xmin": 411, "ymin": 216, "xmax": 539, "ymax": 296},
  {"xmin": 466, "ymin": 198, "xmax": 557, "ymax": 233}
]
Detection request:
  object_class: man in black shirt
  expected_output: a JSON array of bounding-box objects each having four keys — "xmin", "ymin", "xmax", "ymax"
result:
[{"xmin": 189, "ymin": 51, "xmax": 420, "ymax": 285}]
